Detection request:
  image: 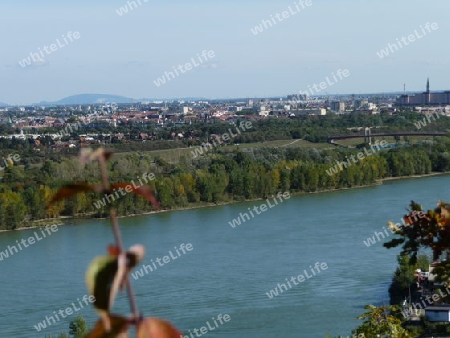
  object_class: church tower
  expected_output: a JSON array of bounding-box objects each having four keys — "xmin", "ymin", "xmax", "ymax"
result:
[{"xmin": 424, "ymin": 78, "xmax": 431, "ymax": 104}]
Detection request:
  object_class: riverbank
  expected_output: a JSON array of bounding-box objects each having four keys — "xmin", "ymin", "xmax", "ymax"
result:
[
  {"xmin": 379, "ymin": 171, "xmax": 448, "ymax": 182},
  {"xmin": 0, "ymin": 218, "xmax": 64, "ymax": 233},
  {"xmin": 1, "ymin": 171, "xmax": 448, "ymax": 233},
  {"xmin": 281, "ymin": 171, "xmax": 449, "ymax": 198}
]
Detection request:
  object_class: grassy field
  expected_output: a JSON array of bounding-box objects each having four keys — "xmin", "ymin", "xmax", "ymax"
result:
[
  {"xmin": 237, "ymin": 139, "xmax": 332, "ymax": 150},
  {"xmin": 333, "ymin": 135, "xmax": 438, "ymax": 147},
  {"xmin": 107, "ymin": 135, "xmax": 444, "ymax": 163},
  {"xmin": 114, "ymin": 139, "xmax": 333, "ymax": 163}
]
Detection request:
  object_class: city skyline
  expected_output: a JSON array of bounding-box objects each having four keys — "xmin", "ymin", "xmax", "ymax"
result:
[{"xmin": 1, "ymin": 0, "xmax": 449, "ymax": 105}]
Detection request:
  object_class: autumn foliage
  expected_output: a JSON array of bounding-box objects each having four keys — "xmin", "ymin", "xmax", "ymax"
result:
[{"xmin": 384, "ymin": 200, "xmax": 450, "ymax": 284}]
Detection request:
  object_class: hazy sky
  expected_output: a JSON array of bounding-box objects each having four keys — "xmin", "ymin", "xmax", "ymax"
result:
[{"xmin": 1, "ymin": 0, "xmax": 449, "ymax": 104}]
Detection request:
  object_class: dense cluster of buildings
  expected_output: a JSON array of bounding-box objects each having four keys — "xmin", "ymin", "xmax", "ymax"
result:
[
  {"xmin": 397, "ymin": 78, "xmax": 450, "ymax": 106},
  {"xmin": 0, "ymin": 79, "xmax": 448, "ymax": 145}
]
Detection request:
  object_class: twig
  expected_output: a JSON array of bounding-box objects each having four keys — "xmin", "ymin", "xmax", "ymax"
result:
[{"xmin": 98, "ymin": 154, "xmax": 140, "ymax": 320}]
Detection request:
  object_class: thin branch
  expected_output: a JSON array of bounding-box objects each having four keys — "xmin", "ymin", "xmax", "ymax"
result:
[{"xmin": 98, "ymin": 154, "xmax": 140, "ymax": 321}]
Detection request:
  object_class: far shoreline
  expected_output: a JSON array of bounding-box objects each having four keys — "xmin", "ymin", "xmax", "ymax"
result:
[{"xmin": 1, "ymin": 171, "xmax": 449, "ymax": 233}]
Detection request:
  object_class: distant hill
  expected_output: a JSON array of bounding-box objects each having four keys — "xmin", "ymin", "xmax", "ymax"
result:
[
  {"xmin": 56, "ymin": 94, "xmax": 136, "ymax": 105},
  {"xmin": 0, "ymin": 102, "xmax": 9, "ymax": 107}
]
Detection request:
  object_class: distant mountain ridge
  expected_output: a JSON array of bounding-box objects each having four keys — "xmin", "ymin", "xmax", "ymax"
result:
[
  {"xmin": 2, "ymin": 89, "xmax": 435, "ymax": 107},
  {"xmin": 56, "ymin": 94, "xmax": 137, "ymax": 105},
  {"xmin": 56, "ymin": 95, "xmax": 214, "ymax": 104}
]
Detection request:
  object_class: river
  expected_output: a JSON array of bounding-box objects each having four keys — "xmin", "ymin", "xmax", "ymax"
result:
[{"xmin": 0, "ymin": 175, "xmax": 449, "ymax": 337}]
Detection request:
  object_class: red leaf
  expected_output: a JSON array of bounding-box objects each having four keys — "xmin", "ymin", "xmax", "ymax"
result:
[
  {"xmin": 108, "ymin": 245, "xmax": 121, "ymax": 256},
  {"xmin": 137, "ymin": 317, "xmax": 182, "ymax": 338},
  {"xmin": 49, "ymin": 183, "xmax": 103, "ymax": 205},
  {"xmin": 111, "ymin": 183, "xmax": 160, "ymax": 209},
  {"xmin": 85, "ymin": 314, "xmax": 130, "ymax": 338}
]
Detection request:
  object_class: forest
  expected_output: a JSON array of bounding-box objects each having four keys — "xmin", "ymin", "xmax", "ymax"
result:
[{"xmin": 0, "ymin": 134, "xmax": 449, "ymax": 230}]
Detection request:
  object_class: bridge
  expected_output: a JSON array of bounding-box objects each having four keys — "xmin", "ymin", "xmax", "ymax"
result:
[{"xmin": 328, "ymin": 130, "xmax": 447, "ymax": 144}]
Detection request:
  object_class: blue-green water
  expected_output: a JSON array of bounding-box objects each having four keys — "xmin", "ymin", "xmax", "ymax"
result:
[{"xmin": 1, "ymin": 175, "xmax": 449, "ymax": 337}]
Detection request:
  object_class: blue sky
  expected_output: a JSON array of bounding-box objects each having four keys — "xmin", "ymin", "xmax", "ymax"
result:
[{"xmin": 1, "ymin": 0, "xmax": 449, "ymax": 104}]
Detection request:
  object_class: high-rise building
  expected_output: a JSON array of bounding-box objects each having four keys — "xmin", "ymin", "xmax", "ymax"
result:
[{"xmin": 331, "ymin": 101, "xmax": 345, "ymax": 112}]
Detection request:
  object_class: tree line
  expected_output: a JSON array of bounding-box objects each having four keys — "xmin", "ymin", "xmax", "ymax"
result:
[{"xmin": 1, "ymin": 137, "xmax": 450, "ymax": 230}]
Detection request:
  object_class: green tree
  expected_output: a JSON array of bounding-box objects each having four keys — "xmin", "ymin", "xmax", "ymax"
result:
[
  {"xmin": 68, "ymin": 316, "xmax": 88, "ymax": 338},
  {"xmin": 353, "ymin": 304, "xmax": 413, "ymax": 337},
  {"xmin": 0, "ymin": 191, "xmax": 26, "ymax": 229},
  {"xmin": 389, "ymin": 254, "xmax": 430, "ymax": 305}
]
